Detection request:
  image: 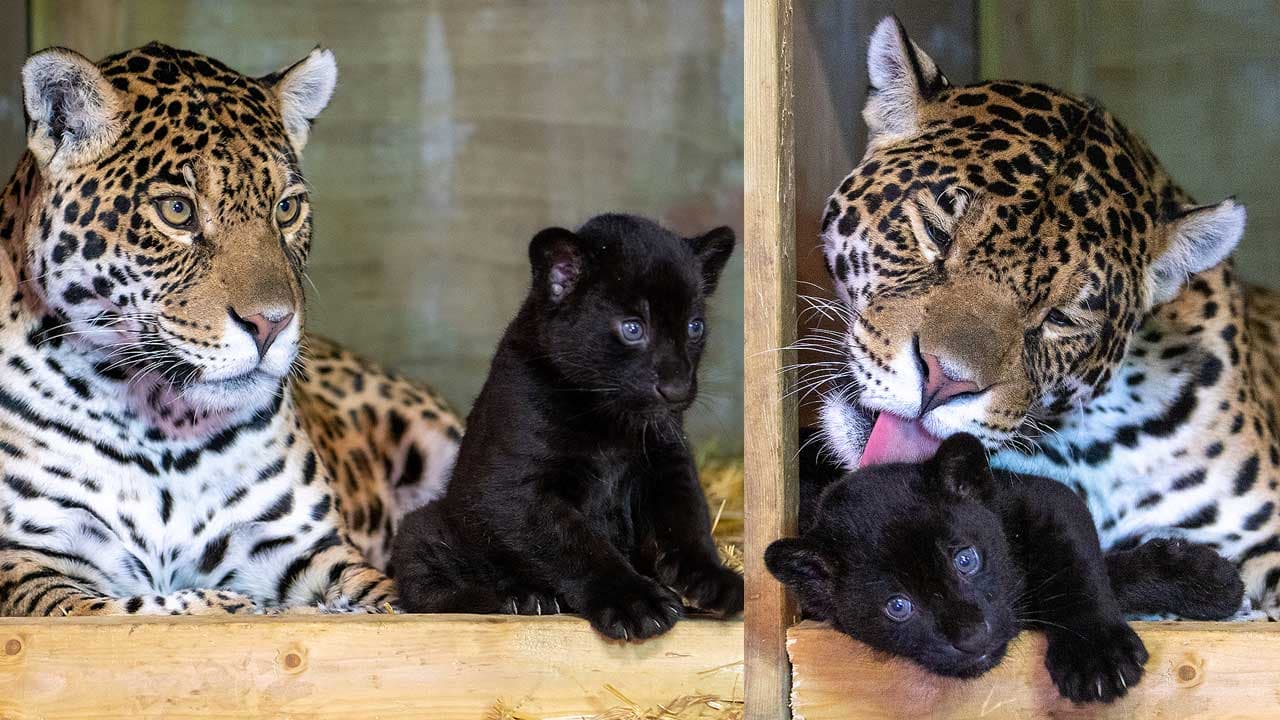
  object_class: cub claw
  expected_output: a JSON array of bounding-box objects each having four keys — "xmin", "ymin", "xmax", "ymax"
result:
[
  {"xmin": 1045, "ymin": 622, "xmax": 1148, "ymax": 704},
  {"xmin": 583, "ymin": 576, "xmax": 683, "ymax": 641}
]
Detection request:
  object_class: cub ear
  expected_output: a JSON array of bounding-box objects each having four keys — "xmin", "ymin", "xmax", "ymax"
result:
[
  {"xmin": 22, "ymin": 47, "xmax": 124, "ymax": 170},
  {"xmin": 1147, "ymin": 199, "xmax": 1245, "ymax": 306},
  {"xmin": 765, "ymin": 537, "xmax": 836, "ymax": 619},
  {"xmin": 687, "ymin": 226, "xmax": 736, "ymax": 296},
  {"xmin": 928, "ymin": 433, "xmax": 994, "ymax": 503},
  {"xmin": 263, "ymin": 47, "xmax": 338, "ymax": 152},
  {"xmin": 863, "ymin": 16, "xmax": 948, "ymax": 148},
  {"xmin": 529, "ymin": 226, "xmax": 589, "ymax": 303}
]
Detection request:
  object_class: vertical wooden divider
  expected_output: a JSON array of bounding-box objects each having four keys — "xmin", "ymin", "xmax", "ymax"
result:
[{"xmin": 744, "ymin": 1, "xmax": 798, "ymax": 718}]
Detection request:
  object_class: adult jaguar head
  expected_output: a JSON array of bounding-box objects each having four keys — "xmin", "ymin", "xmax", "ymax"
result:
[
  {"xmin": 15, "ymin": 43, "xmax": 335, "ymax": 413},
  {"xmin": 818, "ymin": 17, "xmax": 1245, "ymax": 468}
]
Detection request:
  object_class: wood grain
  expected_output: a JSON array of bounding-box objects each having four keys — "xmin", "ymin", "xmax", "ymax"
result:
[
  {"xmin": 0, "ymin": 614, "xmax": 743, "ymax": 720},
  {"xmin": 743, "ymin": 1, "xmax": 798, "ymax": 718},
  {"xmin": 789, "ymin": 620, "xmax": 1280, "ymax": 719}
]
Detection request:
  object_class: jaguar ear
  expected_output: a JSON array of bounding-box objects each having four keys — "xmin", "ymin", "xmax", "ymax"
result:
[
  {"xmin": 863, "ymin": 15, "xmax": 948, "ymax": 148},
  {"xmin": 529, "ymin": 227, "xmax": 589, "ymax": 303},
  {"xmin": 22, "ymin": 47, "xmax": 124, "ymax": 171},
  {"xmin": 1148, "ymin": 199, "xmax": 1245, "ymax": 306},
  {"xmin": 264, "ymin": 47, "xmax": 337, "ymax": 152},
  {"xmin": 765, "ymin": 538, "xmax": 836, "ymax": 620},
  {"xmin": 687, "ymin": 226, "xmax": 736, "ymax": 296}
]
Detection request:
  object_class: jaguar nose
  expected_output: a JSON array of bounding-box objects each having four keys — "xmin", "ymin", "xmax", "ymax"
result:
[
  {"xmin": 920, "ymin": 352, "xmax": 980, "ymax": 415},
  {"xmin": 229, "ymin": 307, "xmax": 294, "ymax": 358}
]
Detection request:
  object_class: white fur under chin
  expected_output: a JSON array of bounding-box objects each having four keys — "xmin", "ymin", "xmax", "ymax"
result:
[
  {"xmin": 819, "ymin": 393, "xmax": 871, "ymax": 470},
  {"xmin": 180, "ymin": 372, "xmax": 286, "ymax": 413}
]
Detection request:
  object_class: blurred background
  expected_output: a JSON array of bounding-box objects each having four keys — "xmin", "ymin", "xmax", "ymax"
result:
[
  {"xmin": 793, "ymin": 0, "xmax": 1280, "ymax": 424},
  {"xmin": 0, "ymin": 0, "xmax": 744, "ymax": 456}
]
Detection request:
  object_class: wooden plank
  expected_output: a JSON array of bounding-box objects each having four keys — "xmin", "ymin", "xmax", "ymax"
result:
[
  {"xmin": 789, "ymin": 620, "xmax": 1280, "ymax": 719},
  {"xmin": 743, "ymin": 0, "xmax": 798, "ymax": 718},
  {"xmin": 0, "ymin": 615, "xmax": 742, "ymax": 720}
]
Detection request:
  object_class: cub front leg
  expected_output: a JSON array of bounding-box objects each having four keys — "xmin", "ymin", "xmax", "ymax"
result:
[
  {"xmin": 532, "ymin": 493, "xmax": 683, "ymax": 641},
  {"xmin": 1106, "ymin": 538, "xmax": 1245, "ymax": 620},
  {"xmin": 0, "ymin": 548, "xmax": 258, "ymax": 616},
  {"xmin": 1016, "ymin": 483, "xmax": 1147, "ymax": 704},
  {"xmin": 646, "ymin": 455, "xmax": 744, "ymax": 617}
]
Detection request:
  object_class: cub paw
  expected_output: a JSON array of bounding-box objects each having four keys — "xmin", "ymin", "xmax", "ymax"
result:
[
  {"xmin": 1149, "ymin": 539, "xmax": 1245, "ymax": 619},
  {"xmin": 582, "ymin": 576, "xmax": 683, "ymax": 641},
  {"xmin": 678, "ymin": 563, "xmax": 744, "ymax": 616},
  {"xmin": 1045, "ymin": 622, "xmax": 1148, "ymax": 704},
  {"xmin": 500, "ymin": 589, "xmax": 566, "ymax": 616}
]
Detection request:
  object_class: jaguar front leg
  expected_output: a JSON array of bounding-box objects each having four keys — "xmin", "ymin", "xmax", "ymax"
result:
[
  {"xmin": 0, "ymin": 548, "xmax": 259, "ymax": 616},
  {"xmin": 262, "ymin": 493, "xmax": 399, "ymax": 612}
]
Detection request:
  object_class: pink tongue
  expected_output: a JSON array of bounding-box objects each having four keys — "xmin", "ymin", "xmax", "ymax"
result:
[{"xmin": 859, "ymin": 413, "xmax": 943, "ymax": 468}]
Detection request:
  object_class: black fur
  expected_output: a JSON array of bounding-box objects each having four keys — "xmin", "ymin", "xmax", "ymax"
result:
[
  {"xmin": 770, "ymin": 432, "xmax": 1243, "ymax": 703},
  {"xmin": 392, "ymin": 213, "xmax": 742, "ymax": 640}
]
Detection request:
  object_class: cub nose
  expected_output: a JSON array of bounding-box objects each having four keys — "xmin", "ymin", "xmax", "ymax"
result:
[
  {"xmin": 229, "ymin": 307, "xmax": 295, "ymax": 358},
  {"xmin": 920, "ymin": 352, "xmax": 979, "ymax": 415},
  {"xmin": 656, "ymin": 378, "xmax": 692, "ymax": 404},
  {"xmin": 951, "ymin": 621, "xmax": 993, "ymax": 655}
]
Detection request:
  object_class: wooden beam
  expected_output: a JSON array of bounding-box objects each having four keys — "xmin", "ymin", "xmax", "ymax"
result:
[
  {"xmin": 744, "ymin": 0, "xmax": 798, "ymax": 718},
  {"xmin": 0, "ymin": 615, "xmax": 742, "ymax": 719},
  {"xmin": 789, "ymin": 620, "xmax": 1280, "ymax": 719}
]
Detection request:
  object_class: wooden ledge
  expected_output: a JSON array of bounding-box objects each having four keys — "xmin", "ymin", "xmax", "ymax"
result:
[
  {"xmin": 0, "ymin": 614, "xmax": 743, "ymax": 719},
  {"xmin": 787, "ymin": 619, "xmax": 1280, "ymax": 719}
]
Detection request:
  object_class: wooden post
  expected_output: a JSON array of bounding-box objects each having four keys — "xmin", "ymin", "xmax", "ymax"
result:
[{"xmin": 744, "ymin": 1, "xmax": 798, "ymax": 718}]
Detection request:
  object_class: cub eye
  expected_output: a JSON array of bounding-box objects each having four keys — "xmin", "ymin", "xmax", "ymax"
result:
[
  {"xmin": 883, "ymin": 594, "xmax": 915, "ymax": 622},
  {"xmin": 617, "ymin": 318, "xmax": 646, "ymax": 345},
  {"xmin": 687, "ymin": 318, "xmax": 705, "ymax": 340},
  {"xmin": 154, "ymin": 196, "xmax": 195, "ymax": 230},
  {"xmin": 1044, "ymin": 308, "xmax": 1076, "ymax": 329},
  {"xmin": 275, "ymin": 195, "xmax": 304, "ymax": 228},
  {"xmin": 953, "ymin": 546, "xmax": 981, "ymax": 575}
]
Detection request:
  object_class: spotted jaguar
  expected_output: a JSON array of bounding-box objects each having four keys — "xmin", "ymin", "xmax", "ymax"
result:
[
  {"xmin": 816, "ymin": 17, "xmax": 1280, "ymax": 616},
  {"xmin": 0, "ymin": 43, "xmax": 460, "ymax": 616}
]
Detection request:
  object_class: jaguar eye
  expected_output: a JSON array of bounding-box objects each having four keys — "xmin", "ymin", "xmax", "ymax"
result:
[
  {"xmin": 687, "ymin": 318, "xmax": 705, "ymax": 340},
  {"xmin": 953, "ymin": 546, "xmax": 981, "ymax": 575},
  {"xmin": 617, "ymin": 318, "xmax": 646, "ymax": 345},
  {"xmin": 275, "ymin": 195, "xmax": 304, "ymax": 227},
  {"xmin": 154, "ymin": 196, "xmax": 195, "ymax": 230},
  {"xmin": 1044, "ymin": 308, "xmax": 1076, "ymax": 328},
  {"xmin": 884, "ymin": 594, "xmax": 915, "ymax": 622},
  {"xmin": 924, "ymin": 218, "xmax": 951, "ymax": 254}
]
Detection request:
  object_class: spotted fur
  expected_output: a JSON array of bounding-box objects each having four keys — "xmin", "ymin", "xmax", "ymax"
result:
[
  {"xmin": 818, "ymin": 18, "xmax": 1280, "ymax": 616},
  {"xmin": 0, "ymin": 44, "xmax": 460, "ymax": 616}
]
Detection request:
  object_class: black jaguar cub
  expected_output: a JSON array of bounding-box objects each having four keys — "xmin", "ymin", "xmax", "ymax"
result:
[
  {"xmin": 769, "ymin": 433, "xmax": 1243, "ymax": 704},
  {"xmin": 392, "ymin": 213, "xmax": 743, "ymax": 640}
]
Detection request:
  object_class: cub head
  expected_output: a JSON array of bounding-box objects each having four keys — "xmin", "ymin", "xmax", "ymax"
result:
[
  {"xmin": 525, "ymin": 213, "xmax": 734, "ymax": 421},
  {"xmin": 766, "ymin": 434, "xmax": 1020, "ymax": 679},
  {"xmin": 818, "ymin": 17, "xmax": 1245, "ymax": 466},
  {"xmin": 18, "ymin": 43, "xmax": 336, "ymax": 413}
]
